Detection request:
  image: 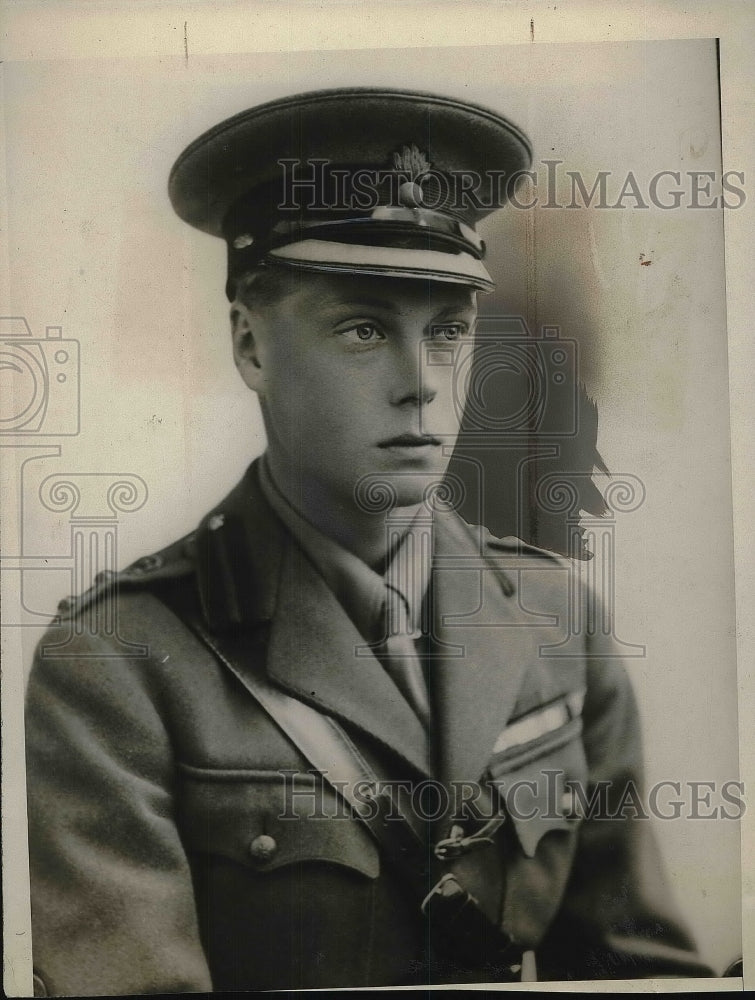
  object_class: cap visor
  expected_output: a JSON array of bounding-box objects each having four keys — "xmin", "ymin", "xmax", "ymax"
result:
[{"xmin": 267, "ymin": 240, "xmax": 495, "ymax": 292}]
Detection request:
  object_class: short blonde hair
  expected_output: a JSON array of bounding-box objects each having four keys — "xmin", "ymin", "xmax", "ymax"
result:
[{"xmin": 233, "ymin": 263, "xmax": 299, "ymax": 309}]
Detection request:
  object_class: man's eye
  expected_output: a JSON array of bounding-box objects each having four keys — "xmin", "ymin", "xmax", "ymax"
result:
[
  {"xmin": 339, "ymin": 323, "xmax": 384, "ymax": 344},
  {"xmin": 431, "ymin": 324, "xmax": 465, "ymax": 341}
]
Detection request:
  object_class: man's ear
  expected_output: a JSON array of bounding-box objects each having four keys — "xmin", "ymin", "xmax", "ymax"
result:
[{"xmin": 230, "ymin": 302, "xmax": 265, "ymax": 392}]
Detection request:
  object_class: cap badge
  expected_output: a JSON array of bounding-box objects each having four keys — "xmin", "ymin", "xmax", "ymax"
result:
[{"xmin": 393, "ymin": 144, "xmax": 431, "ymax": 208}]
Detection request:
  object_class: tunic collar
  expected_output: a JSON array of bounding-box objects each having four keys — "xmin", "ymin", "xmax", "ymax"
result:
[{"xmin": 258, "ymin": 456, "xmax": 431, "ymax": 643}]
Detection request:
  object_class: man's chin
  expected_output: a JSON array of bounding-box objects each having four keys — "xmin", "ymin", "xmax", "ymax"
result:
[{"xmin": 351, "ymin": 467, "xmax": 453, "ymax": 515}]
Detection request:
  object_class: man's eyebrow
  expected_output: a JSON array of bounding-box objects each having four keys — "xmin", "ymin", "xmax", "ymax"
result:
[
  {"xmin": 320, "ymin": 297, "xmax": 403, "ymax": 313},
  {"xmin": 431, "ymin": 303, "xmax": 477, "ymax": 321}
]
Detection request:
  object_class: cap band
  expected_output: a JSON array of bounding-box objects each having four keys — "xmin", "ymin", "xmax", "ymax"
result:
[{"xmin": 233, "ymin": 205, "xmax": 485, "ymax": 257}]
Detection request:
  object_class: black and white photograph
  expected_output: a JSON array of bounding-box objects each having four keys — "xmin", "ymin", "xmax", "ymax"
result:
[{"xmin": 1, "ymin": 1, "xmax": 752, "ymax": 994}]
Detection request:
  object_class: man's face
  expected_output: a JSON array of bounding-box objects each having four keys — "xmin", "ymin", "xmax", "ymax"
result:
[{"xmin": 232, "ymin": 271, "xmax": 477, "ymax": 509}]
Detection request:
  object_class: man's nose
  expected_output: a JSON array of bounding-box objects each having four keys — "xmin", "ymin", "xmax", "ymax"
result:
[{"xmin": 390, "ymin": 337, "xmax": 438, "ymax": 407}]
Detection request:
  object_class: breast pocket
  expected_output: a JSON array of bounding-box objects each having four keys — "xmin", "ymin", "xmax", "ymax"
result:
[
  {"xmin": 175, "ymin": 765, "xmax": 386, "ymax": 990},
  {"xmin": 486, "ymin": 702, "xmax": 590, "ymax": 949},
  {"xmin": 487, "ymin": 705, "xmax": 588, "ymax": 859},
  {"xmin": 175, "ymin": 763, "xmax": 380, "ymax": 878}
]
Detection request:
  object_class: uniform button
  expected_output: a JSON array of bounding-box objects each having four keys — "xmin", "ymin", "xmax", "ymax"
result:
[
  {"xmin": 208, "ymin": 514, "xmax": 225, "ymax": 531},
  {"xmin": 249, "ymin": 834, "xmax": 277, "ymax": 863},
  {"xmin": 560, "ymin": 789, "xmax": 580, "ymax": 818}
]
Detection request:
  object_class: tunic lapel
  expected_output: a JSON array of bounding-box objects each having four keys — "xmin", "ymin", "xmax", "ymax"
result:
[
  {"xmin": 430, "ymin": 512, "xmax": 537, "ymax": 786},
  {"xmin": 197, "ymin": 462, "xmax": 554, "ymax": 785},
  {"xmin": 266, "ymin": 540, "xmax": 431, "ymax": 778},
  {"xmin": 196, "ymin": 461, "xmax": 430, "ymax": 778}
]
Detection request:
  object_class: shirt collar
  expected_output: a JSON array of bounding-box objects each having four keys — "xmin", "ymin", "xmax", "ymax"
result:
[{"xmin": 258, "ymin": 456, "xmax": 431, "ymax": 642}]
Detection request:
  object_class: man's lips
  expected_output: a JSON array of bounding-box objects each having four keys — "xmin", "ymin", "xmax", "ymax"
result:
[{"xmin": 377, "ymin": 434, "xmax": 442, "ymax": 448}]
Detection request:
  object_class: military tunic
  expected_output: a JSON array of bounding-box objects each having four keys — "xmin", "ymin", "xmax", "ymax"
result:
[{"xmin": 25, "ymin": 459, "xmax": 711, "ymax": 994}]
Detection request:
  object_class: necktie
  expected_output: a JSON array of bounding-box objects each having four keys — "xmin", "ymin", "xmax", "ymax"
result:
[{"xmin": 378, "ymin": 582, "xmax": 431, "ymax": 729}]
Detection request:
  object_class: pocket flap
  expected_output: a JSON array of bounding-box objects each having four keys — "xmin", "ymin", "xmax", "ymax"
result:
[
  {"xmin": 487, "ymin": 719, "xmax": 588, "ymax": 858},
  {"xmin": 177, "ymin": 766, "xmax": 380, "ymax": 878}
]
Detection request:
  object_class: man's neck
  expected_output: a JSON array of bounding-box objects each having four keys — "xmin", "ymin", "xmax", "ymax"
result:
[{"xmin": 262, "ymin": 453, "xmax": 420, "ymax": 571}]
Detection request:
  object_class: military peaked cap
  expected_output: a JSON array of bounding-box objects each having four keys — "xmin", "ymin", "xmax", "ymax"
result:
[{"xmin": 168, "ymin": 87, "xmax": 531, "ymax": 298}]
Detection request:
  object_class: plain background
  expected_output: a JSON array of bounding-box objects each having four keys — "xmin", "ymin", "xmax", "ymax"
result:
[{"xmin": 2, "ymin": 3, "xmax": 752, "ymax": 993}]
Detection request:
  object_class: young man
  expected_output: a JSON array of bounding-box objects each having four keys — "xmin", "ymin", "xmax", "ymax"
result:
[{"xmin": 25, "ymin": 88, "xmax": 710, "ymax": 993}]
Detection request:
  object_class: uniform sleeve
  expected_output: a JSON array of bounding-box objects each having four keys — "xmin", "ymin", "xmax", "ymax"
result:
[
  {"xmin": 25, "ymin": 615, "xmax": 213, "ymax": 996},
  {"xmin": 534, "ymin": 599, "xmax": 714, "ymax": 981}
]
